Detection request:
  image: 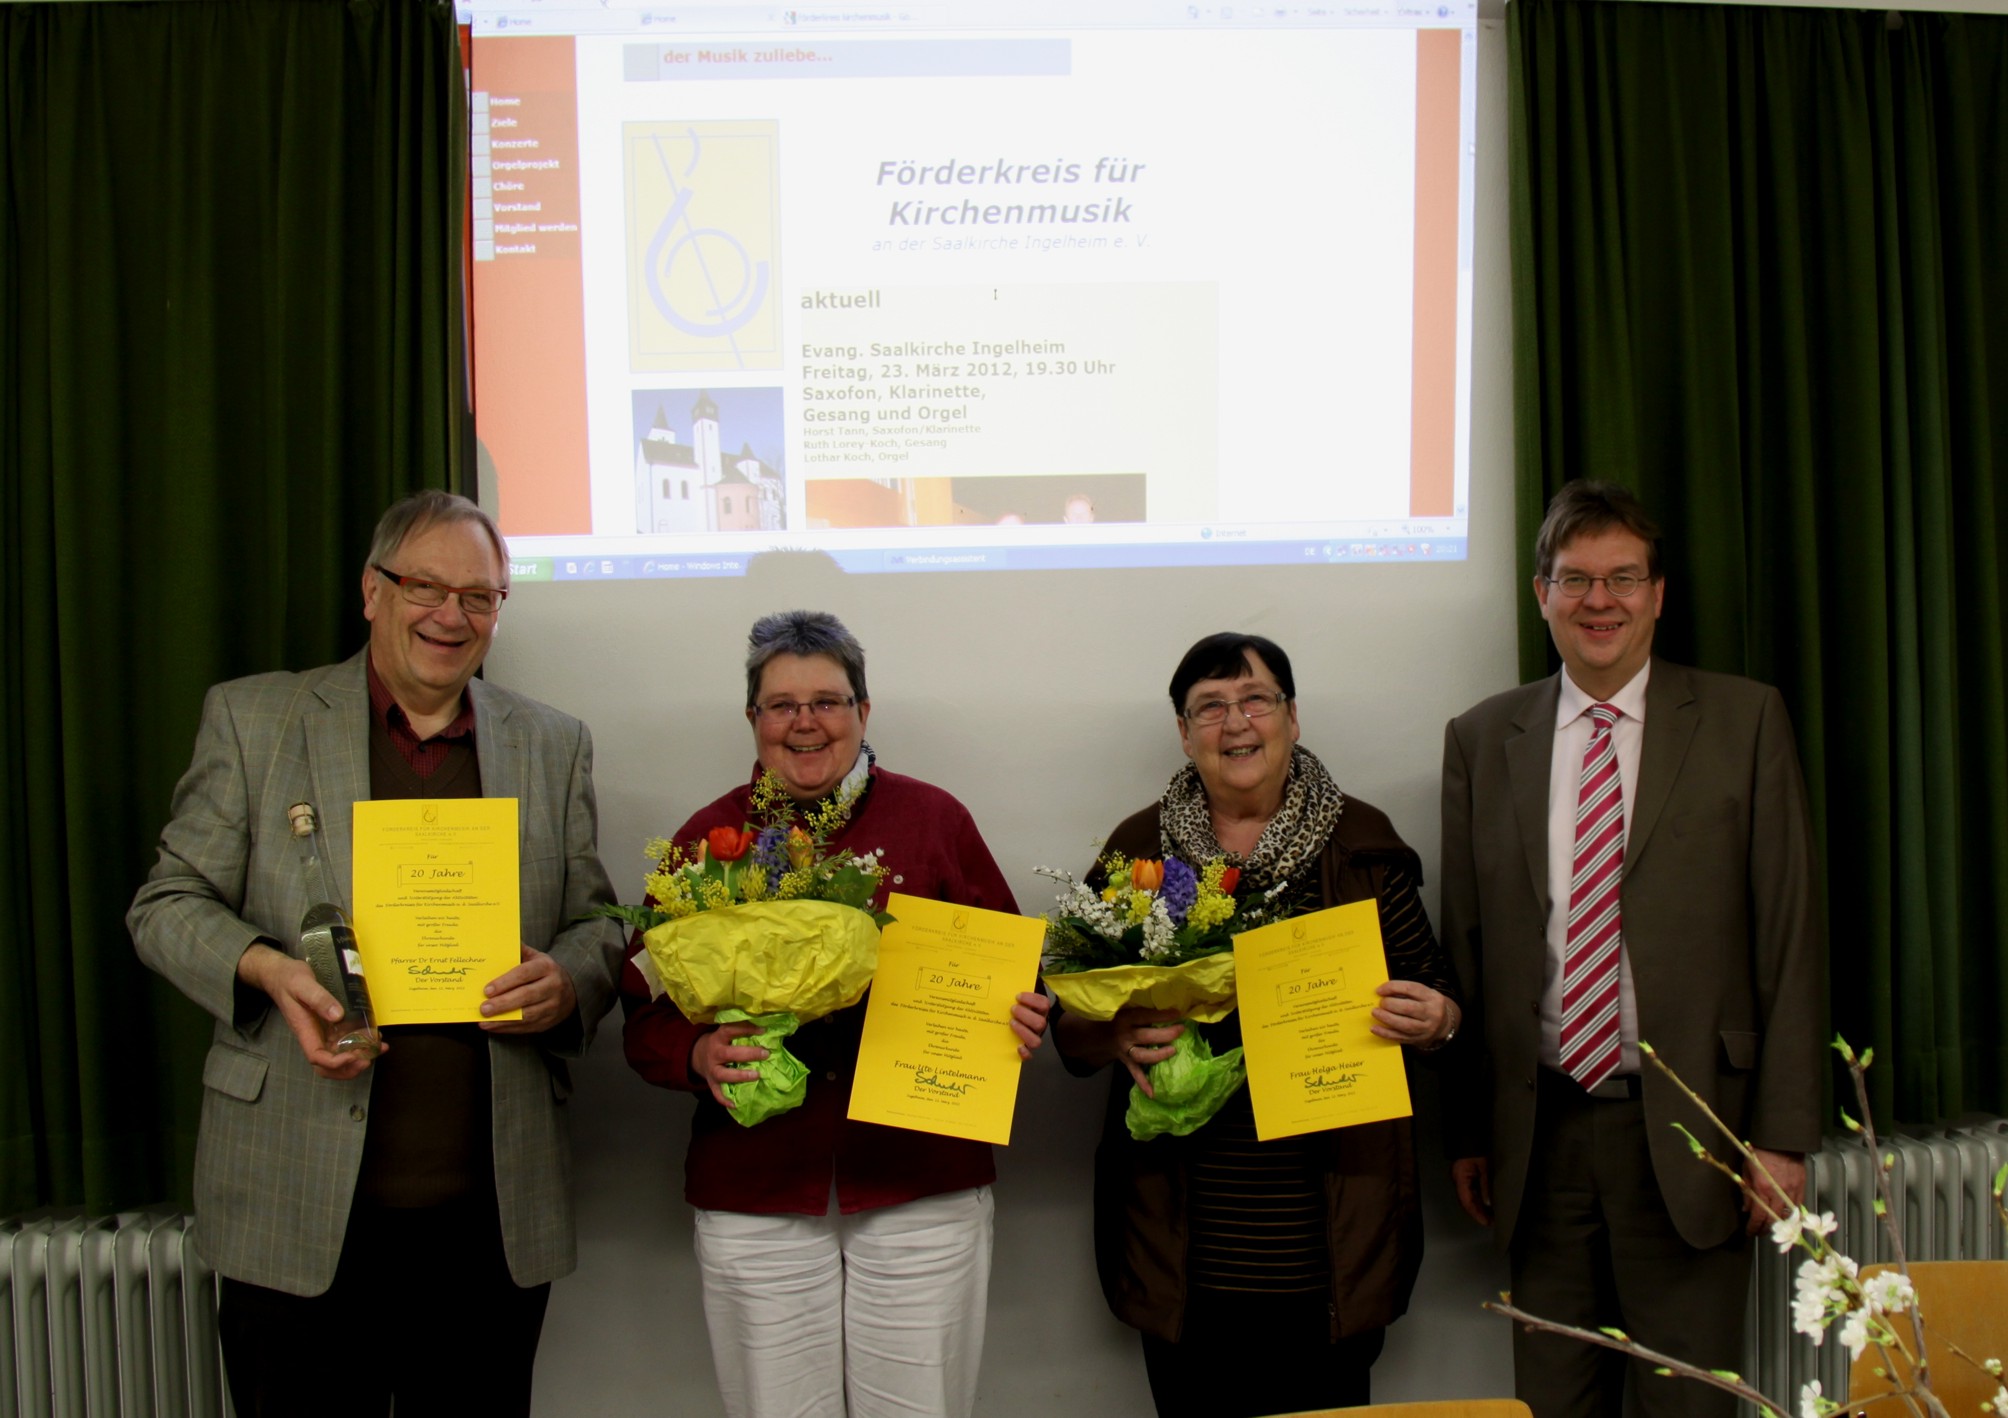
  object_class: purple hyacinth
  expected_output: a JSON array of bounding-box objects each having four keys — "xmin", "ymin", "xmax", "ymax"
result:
[
  {"xmin": 752, "ymin": 825, "xmax": 789, "ymax": 887},
  {"xmin": 1159, "ymin": 856, "xmax": 1198, "ymax": 925}
]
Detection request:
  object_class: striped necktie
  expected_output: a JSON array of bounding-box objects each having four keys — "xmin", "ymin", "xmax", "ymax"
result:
[{"xmin": 1559, "ymin": 702, "xmax": 1625, "ymax": 1091}]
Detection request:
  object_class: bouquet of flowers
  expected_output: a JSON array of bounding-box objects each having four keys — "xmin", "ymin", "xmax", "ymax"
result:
[
  {"xmin": 601, "ymin": 772, "xmax": 891, "ymax": 1126},
  {"xmin": 1040, "ymin": 852, "xmax": 1285, "ymax": 1140}
]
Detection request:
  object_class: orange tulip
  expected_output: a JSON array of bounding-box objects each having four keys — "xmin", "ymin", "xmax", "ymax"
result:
[
  {"xmin": 1219, "ymin": 866, "xmax": 1241, "ymax": 894},
  {"xmin": 786, "ymin": 826, "xmax": 816, "ymax": 871},
  {"xmin": 1130, "ymin": 859, "xmax": 1165, "ymax": 892},
  {"xmin": 707, "ymin": 825, "xmax": 754, "ymax": 862}
]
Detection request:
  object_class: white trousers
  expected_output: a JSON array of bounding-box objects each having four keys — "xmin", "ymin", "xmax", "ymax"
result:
[{"xmin": 693, "ymin": 1186, "xmax": 994, "ymax": 1418}]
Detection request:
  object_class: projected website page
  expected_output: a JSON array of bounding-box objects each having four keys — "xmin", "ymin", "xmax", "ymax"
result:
[{"xmin": 463, "ymin": 0, "xmax": 1478, "ymax": 580}]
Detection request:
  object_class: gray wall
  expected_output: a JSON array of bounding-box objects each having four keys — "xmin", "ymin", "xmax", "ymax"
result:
[
  {"xmin": 484, "ymin": 18, "xmax": 1521, "ymax": 1415},
  {"xmin": 480, "ymin": 0, "xmax": 2008, "ymax": 1407}
]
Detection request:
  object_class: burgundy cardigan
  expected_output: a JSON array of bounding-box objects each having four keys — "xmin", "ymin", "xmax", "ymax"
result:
[{"xmin": 622, "ymin": 765, "xmax": 1018, "ymax": 1214}]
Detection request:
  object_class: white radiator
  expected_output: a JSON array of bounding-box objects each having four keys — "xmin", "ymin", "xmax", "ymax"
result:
[
  {"xmin": 1745, "ymin": 1121, "xmax": 2008, "ymax": 1404},
  {"xmin": 1, "ymin": 1213, "xmax": 230, "ymax": 1418}
]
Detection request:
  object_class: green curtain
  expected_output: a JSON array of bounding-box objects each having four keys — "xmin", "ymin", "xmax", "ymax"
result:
[
  {"xmin": 1509, "ymin": 0, "xmax": 2008, "ymax": 1122},
  {"xmin": 0, "ymin": 0, "xmax": 465, "ymax": 1213}
]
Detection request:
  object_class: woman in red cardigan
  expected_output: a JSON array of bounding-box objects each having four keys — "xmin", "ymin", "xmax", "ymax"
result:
[{"xmin": 622, "ymin": 609, "xmax": 1049, "ymax": 1418}]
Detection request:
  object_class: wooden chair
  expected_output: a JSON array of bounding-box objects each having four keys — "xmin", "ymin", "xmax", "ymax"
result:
[
  {"xmin": 1268, "ymin": 1400, "xmax": 1535, "ymax": 1418},
  {"xmin": 1847, "ymin": 1261, "xmax": 2008, "ymax": 1417}
]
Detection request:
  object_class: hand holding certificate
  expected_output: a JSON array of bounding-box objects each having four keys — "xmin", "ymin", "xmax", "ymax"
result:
[
  {"xmin": 847, "ymin": 894, "xmax": 1045, "ymax": 1145},
  {"xmin": 1235, "ymin": 899, "xmax": 1413, "ymax": 1141},
  {"xmin": 350, "ymin": 799, "xmax": 522, "ymax": 1025}
]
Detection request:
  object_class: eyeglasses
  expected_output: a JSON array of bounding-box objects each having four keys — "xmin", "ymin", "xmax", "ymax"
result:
[
  {"xmin": 1182, "ymin": 691, "xmax": 1288, "ymax": 726},
  {"xmin": 373, "ymin": 565, "xmax": 508, "ymax": 616},
  {"xmin": 756, "ymin": 695, "xmax": 857, "ymax": 722},
  {"xmin": 1542, "ymin": 572, "xmax": 1649, "ymax": 599}
]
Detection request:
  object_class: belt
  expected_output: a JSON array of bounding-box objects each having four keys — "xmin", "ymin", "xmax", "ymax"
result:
[{"xmin": 1541, "ymin": 1065, "xmax": 1641, "ymax": 1101}]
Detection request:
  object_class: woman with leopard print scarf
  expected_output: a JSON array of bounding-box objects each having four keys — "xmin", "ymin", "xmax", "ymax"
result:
[{"xmin": 1054, "ymin": 631, "xmax": 1461, "ymax": 1418}]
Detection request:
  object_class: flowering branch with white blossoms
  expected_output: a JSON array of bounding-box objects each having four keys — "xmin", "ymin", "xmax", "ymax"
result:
[{"xmin": 1486, "ymin": 1038, "xmax": 2008, "ymax": 1418}]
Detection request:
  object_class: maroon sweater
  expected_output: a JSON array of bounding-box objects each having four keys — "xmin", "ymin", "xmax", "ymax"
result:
[{"xmin": 622, "ymin": 765, "xmax": 1018, "ymax": 1214}]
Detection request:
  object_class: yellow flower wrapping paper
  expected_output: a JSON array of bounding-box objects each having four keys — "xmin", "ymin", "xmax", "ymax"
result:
[
  {"xmin": 1040, "ymin": 952, "xmax": 1238, "ymax": 1023},
  {"xmin": 640, "ymin": 900, "xmax": 880, "ymax": 1024}
]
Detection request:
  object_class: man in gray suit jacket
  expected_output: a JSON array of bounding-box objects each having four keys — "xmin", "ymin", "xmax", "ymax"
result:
[
  {"xmin": 1440, "ymin": 481, "xmax": 1822, "ymax": 1418},
  {"xmin": 130, "ymin": 492, "xmax": 624, "ymax": 1417}
]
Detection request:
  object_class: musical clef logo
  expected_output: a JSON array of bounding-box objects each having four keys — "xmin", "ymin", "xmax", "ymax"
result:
[{"xmin": 626, "ymin": 120, "xmax": 782, "ymax": 372}]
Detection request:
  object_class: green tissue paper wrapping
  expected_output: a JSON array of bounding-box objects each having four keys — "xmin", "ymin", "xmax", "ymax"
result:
[
  {"xmin": 714, "ymin": 1008, "xmax": 809, "ymax": 1127},
  {"xmin": 1125, "ymin": 1026, "xmax": 1246, "ymax": 1141}
]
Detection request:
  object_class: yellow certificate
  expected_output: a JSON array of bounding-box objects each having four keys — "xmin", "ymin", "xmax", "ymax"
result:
[
  {"xmin": 1235, "ymin": 900, "xmax": 1412, "ymax": 1141},
  {"xmin": 350, "ymin": 799, "xmax": 522, "ymax": 1025},
  {"xmin": 846, "ymin": 893, "xmax": 1044, "ymax": 1145}
]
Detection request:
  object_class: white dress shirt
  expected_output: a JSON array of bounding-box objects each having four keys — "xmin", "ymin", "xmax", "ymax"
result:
[{"xmin": 1540, "ymin": 662, "xmax": 1649, "ymax": 1075}]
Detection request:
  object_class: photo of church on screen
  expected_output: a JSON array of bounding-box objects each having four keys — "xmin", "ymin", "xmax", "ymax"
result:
[{"xmin": 631, "ymin": 387, "xmax": 786, "ymax": 535}]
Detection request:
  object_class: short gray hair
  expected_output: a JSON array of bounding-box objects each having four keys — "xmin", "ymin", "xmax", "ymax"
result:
[
  {"xmin": 744, "ymin": 610, "xmax": 868, "ymax": 708},
  {"xmin": 365, "ymin": 491, "xmax": 510, "ymax": 586}
]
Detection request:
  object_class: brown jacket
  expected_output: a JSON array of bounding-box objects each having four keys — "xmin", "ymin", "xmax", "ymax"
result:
[{"xmin": 1438, "ymin": 661, "xmax": 1824, "ymax": 1251}]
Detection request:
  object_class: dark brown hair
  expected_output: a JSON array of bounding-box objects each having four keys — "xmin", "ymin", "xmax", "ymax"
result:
[
  {"xmin": 1533, "ymin": 480, "xmax": 1664, "ymax": 581},
  {"xmin": 1168, "ymin": 633, "xmax": 1295, "ymax": 715}
]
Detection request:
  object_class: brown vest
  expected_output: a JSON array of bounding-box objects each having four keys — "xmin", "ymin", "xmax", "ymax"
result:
[{"xmin": 353, "ymin": 712, "xmax": 492, "ymax": 1209}]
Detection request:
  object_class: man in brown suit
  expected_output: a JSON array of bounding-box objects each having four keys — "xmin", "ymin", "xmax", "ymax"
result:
[{"xmin": 1440, "ymin": 481, "xmax": 1823, "ymax": 1418}]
